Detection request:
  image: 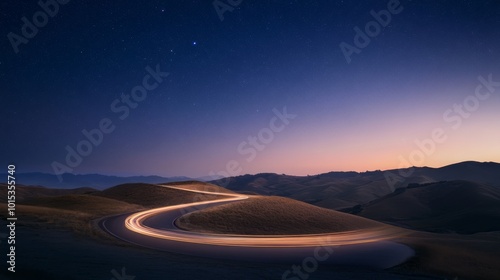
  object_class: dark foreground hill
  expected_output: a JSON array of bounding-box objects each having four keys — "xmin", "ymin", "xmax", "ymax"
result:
[{"xmin": 357, "ymin": 180, "xmax": 500, "ymax": 233}]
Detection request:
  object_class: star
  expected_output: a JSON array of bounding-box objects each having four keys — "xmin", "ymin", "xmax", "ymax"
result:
[{"xmin": 192, "ymin": 41, "xmax": 197, "ymax": 46}]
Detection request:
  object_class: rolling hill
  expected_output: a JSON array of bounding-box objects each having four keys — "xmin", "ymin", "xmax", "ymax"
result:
[
  {"xmin": 0, "ymin": 184, "xmax": 96, "ymax": 203},
  {"xmin": 93, "ymin": 182, "xmax": 228, "ymax": 207},
  {"xmin": 356, "ymin": 180, "xmax": 500, "ymax": 233},
  {"xmin": 3, "ymin": 172, "xmax": 221, "ymax": 190},
  {"xmin": 176, "ymin": 196, "xmax": 389, "ymax": 235},
  {"xmin": 0, "ymin": 181, "xmax": 231, "ymax": 238},
  {"xmin": 211, "ymin": 161, "xmax": 500, "ymax": 210}
]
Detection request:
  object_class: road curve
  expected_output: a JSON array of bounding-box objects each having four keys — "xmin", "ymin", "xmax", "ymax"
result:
[{"xmin": 99, "ymin": 185, "xmax": 414, "ymax": 268}]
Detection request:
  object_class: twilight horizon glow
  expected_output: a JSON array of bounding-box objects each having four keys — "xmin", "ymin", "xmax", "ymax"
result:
[{"xmin": 2, "ymin": 1, "xmax": 500, "ymax": 178}]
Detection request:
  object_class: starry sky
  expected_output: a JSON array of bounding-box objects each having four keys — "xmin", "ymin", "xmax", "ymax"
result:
[{"xmin": 2, "ymin": 0, "xmax": 500, "ymax": 178}]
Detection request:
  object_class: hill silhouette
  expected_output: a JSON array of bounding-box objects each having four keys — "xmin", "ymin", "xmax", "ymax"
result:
[
  {"xmin": 357, "ymin": 180, "xmax": 500, "ymax": 233},
  {"xmin": 212, "ymin": 161, "xmax": 500, "ymax": 210}
]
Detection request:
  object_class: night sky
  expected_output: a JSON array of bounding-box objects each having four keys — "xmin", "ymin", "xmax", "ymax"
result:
[{"xmin": 2, "ymin": 0, "xmax": 500, "ymax": 178}]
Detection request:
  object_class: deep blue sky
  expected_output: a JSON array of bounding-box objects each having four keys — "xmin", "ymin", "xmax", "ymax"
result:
[{"xmin": 2, "ymin": 0, "xmax": 500, "ymax": 177}]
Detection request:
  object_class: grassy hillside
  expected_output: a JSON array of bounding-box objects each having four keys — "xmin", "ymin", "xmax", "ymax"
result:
[
  {"xmin": 0, "ymin": 195, "xmax": 142, "ymax": 238},
  {"xmin": 213, "ymin": 172, "xmax": 433, "ymax": 210},
  {"xmin": 93, "ymin": 182, "xmax": 227, "ymax": 207},
  {"xmin": 176, "ymin": 196, "xmax": 388, "ymax": 235},
  {"xmin": 358, "ymin": 180, "xmax": 500, "ymax": 233},
  {"xmin": 165, "ymin": 181, "xmax": 235, "ymax": 194},
  {"xmin": 212, "ymin": 161, "xmax": 500, "ymax": 210},
  {"xmin": 22, "ymin": 194, "xmax": 141, "ymax": 215},
  {"xmin": 0, "ymin": 182, "xmax": 231, "ymax": 239},
  {"xmin": 0, "ymin": 183, "xmax": 96, "ymax": 203}
]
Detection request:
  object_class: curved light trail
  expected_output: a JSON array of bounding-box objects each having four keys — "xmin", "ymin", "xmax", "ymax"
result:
[{"xmin": 122, "ymin": 185, "xmax": 407, "ymax": 248}]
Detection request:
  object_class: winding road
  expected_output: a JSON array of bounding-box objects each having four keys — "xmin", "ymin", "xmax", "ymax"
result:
[{"xmin": 99, "ymin": 185, "xmax": 414, "ymax": 268}]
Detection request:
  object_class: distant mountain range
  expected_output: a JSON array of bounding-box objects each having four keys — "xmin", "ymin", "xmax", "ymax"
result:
[
  {"xmin": 5, "ymin": 161, "xmax": 499, "ymax": 202},
  {"xmin": 3, "ymin": 172, "xmax": 220, "ymax": 190},
  {"xmin": 210, "ymin": 161, "xmax": 500, "ymax": 210}
]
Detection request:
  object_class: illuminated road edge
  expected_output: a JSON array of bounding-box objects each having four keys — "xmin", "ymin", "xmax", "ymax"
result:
[{"xmin": 123, "ymin": 185, "xmax": 407, "ymax": 248}]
